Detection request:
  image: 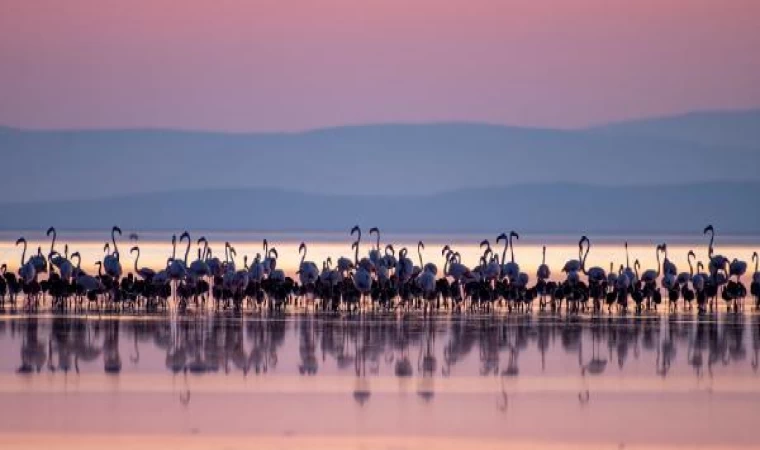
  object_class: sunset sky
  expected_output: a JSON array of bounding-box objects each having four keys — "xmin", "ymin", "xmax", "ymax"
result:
[{"xmin": 1, "ymin": 0, "xmax": 758, "ymax": 131}]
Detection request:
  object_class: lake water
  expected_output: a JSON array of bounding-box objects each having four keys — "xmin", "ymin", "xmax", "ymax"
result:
[
  {"xmin": 1, "ymin": 311, "xmax": 759, "ymax": 449},
  {"xmin": 1, "ymin": 229, "xmax": 760, "ymax": 449}
]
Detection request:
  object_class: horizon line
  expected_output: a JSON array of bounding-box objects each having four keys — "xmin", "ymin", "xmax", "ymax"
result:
[{"xmin": 2, "ymin": 106, "xmax": 758, "ymax": 136}]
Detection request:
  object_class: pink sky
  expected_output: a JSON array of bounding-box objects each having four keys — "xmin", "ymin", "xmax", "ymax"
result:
[{"xmin": 0, "ymin": 0, "xmax": 758, "ymax": 131}]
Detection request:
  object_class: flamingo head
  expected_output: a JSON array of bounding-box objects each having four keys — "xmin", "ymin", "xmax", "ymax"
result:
[
  {"xmin": 112, "ymin": 226, "xmax": 122, "ymax": 236},
  {"xmin": 46, "ymin": 227, "xmax": 55, "ymax": 236},
  {"xmin": 15, "ymin": 237, "xmax": 25, "ymax": 246}
]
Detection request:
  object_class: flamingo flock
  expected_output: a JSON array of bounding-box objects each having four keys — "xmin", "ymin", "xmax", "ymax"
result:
[{"xmin": 1, "ymin": 224, "xmax": 758, "ymax": 314}]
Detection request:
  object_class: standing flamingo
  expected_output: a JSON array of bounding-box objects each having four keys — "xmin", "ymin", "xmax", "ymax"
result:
[
  {"xmin": 130, "ymin": 246, "xmax": 156, "ymax": 281},
  {"xmin": 498, "ymin": 231, "xmax": 520, "ymax": 281},
  {"xmin": 103, "ymin": 226, "xmax": 123, "ymax": 280},
  {"xmin": 751, "ymin": 252, "xmax": 759, "ymax": 308},
  {"xmin": 298, "ymin": 242, "xmax": 319, "ymax": 287},
  {"xmin": 368, "ymin": 227, "xmax": 382, "ymax": 267},
  {"xmin": 537, "ymin": 246, "xmax": 550, "ymax": 281},
  {"xmin": 16, "ymin": 238, "xmax": 36, "ymax": 284}
]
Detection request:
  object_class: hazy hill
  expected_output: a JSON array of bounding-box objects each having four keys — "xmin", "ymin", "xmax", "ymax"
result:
[
  {"xmin": 586, "ymin": 109, "xmax": 760, "ymax": 148},
  {"xmin": 1, "ymin": 182, "xmax": 758, "ymax": 234},
  {"xmin": 1, "ymin": 110, "xmax": 759, "ymax": 203}
]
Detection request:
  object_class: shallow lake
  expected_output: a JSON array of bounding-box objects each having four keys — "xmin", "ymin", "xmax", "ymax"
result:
[
  {"xmin": 1, "ymin": 310, "xmax": 759, "ymax": 449},
  {"xmin": 1, "ymin": 230, "xmax": 759, "ymax": 448}
]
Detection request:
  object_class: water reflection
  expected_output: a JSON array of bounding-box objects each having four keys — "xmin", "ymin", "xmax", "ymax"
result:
[
  {"xmin": 4, "ymin": 313, "xmax": 760, "ymax": 448},
  {"xmin": 2, "ymin": 312, "xmax": 758, "ymax": 398}
]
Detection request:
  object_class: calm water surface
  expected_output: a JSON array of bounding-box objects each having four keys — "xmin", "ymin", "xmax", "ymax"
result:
[
  {"xmin": 1, "ymin": 310, "xmax": 760, "ymax": 449},
  {"xmin": 2, "ymin": 230, "xmax": 760, "ymax": 449}
]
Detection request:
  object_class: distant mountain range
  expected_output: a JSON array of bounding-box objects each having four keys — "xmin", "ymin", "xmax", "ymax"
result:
[
  {"xmin": 1, "ymin": 182, "xmax": 758, "ymax": 234},
  {"xmin": 587, "ymin": 109, "xmax": 760, "ymax": 149},
  {"xmin": 1, "ymin": 109, "xmax": 758, "ymax": 204}
]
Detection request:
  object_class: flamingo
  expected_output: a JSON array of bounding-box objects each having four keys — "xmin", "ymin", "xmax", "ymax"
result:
[
  {"xmin": 248, "ymin": 253, "xmax": 266, "ymax": 283},
  {"xmin": 27, "ymin": 246, "xmax": 48, "ymax": 275},
  {"xmin": 640, "ymin": 245, "xmax": 662, "ymax": 285},
  {"xmin": 46, "ymin": 227, "xmax": 69, "ymax": 271},
  {"xmin": 224, "ymin": 242, "xmax": 237, "ymax": 273},
  {"xmin": 336, "ymin": 227, "xmax": 361, "ymax": 274},
  {"xmin": 498, "ymin": 231, "xmax": 520, "ymax": 281},
  {"xmin": 751, "ymin": 252, "xmax": 759, "ymax": 307},
  {"xmin": 51, "ymin": 251, "xmax": 74, "ymax": 282},
  {"xmin": 368, "ymin": 227, "xmax": 382, "ymax": 267},
  {"xmin": 130, "ymin": 246, "xmax": 156, "ymax": 281},
  {"xmin": 0, "ymin": 265, "xmax": 7, "ymax": 302},
  {"xmin": 580, "ymin": 237, "xmax": 606, "ymax": 283},
  {"xmin": 382, "ymin": 244, "xmax": 397, "ymax": 270},
  {"xmin": 205, "ymin": 246, "xmax": 223, "ymax": 277},
  {"xmin": 297, "ymin": 242, "xmax": 319, "ymax": 287},
  {"xmin": 704, "ymin": 225, "xmax": 729, "ymax": 279},
  {"xmin": 606, "ymin": 262, "xmax": 618, "ymax": 286},
  {"xmin": 189, "ymin": 237, "xmax": 211, "ymax": 278},
  {"xmin": 262, "ymin": 239, "xmax": 279, "ymax": 275},
  {"xmin": 729, "ymin": 258, "xmax": 748, "ymax": 281},
  {"xmin": 418, "ymin": 241, "xmax": 438, "ymax": 276},
  {"xmin": 352, "ymin": 242, "xmax": 374, "ymax": 303},
  {"xmin": 442, "ymin": 247, "xmax": 468, "ymax": 282},
  {"xmin": 46, "ymin": 226, "xmax": 58, "ymax": 255},
  {"xmin": 168, "ymin": 234, "xmax": 189, "ymax": 281},
  {"xmin": 396, "ymin": 247, "xmax": 414, "ymax": 286},
  {"xmin": 483, "ymin": 251, "xmax": 501, "ymax": 282},
  {"xmin": 622, "ymin": 242, "xmax": 637, "ymax": 285},
  {"xmin": 103, "ymin": 226, "xmax": 123, "ymax": 279},
  {"xmin": 537, "ymin": 246, "xmax": 550, "ymax": 281},
  {"xmin": 261, "ymin": 247, "xmax": 284, "ymax": 284},
  {"xmin": 76, "ymin": 269, "xmax": 104, "ymax": 294},
  {"xmin": 661, "ymin": 243, "xmax": 677, "ymax": 276},
  {"xmin": 680, "ymin": 251, "xmax": 697, "ymax": 308},
  {"xmin": 416, "ymin": 268, "xmax": 437, "ymax": 306},
  {"xmin": 562, "ymin": 237, "xmax": 585, "ymax": 275},
  {"xmin": 16, "ymin": 238, "xmax": 36, "ymax": 284}
]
